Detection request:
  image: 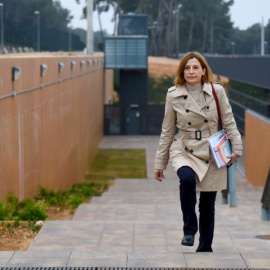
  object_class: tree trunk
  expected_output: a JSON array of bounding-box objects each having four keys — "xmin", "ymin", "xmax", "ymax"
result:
[
  {"xmin": 209, "ymin": 15, "xmax": 214, "ymax": 53},
  {"xmin": 150, "ymin": 25, "xmax": 158, "ymax": 55},
  {"xmin": 136, "ymin": 0, "xmax": 144, "ymax": 13},
  {"xmin": 175, "ymin": 8, "xmax": 179, "ymax": 57},
  {"xmin": 157, "ymin": 0, "xmax": 163, "ymax": 55},
  {"xmin": 97, "ymin": 3, "xmax": 104, "ymax": 43},
  {"xmin": 186, "ymin": 15, "xmax": 194, "ymax": 51},
  {"xmin": 163, "ymin": 0, "xmax": 175, "ymax": 56},
  {"xmin": 201, "ymin": 13, "xmax": 208, "ymax": 52},
  {"xmin": 113, "ymin": 1, "xmax": 120, "ymax": 35}
]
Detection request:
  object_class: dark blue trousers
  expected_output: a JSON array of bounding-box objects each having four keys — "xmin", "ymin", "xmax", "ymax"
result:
[{"xmin": 177, "ymin": 166, "xmax": 217, "ymax": 252}]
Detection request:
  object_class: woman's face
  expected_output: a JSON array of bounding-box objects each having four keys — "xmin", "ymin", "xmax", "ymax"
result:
[{"xmin": 183, "ymin": 58, "xmax": 205, "ymax": 86}]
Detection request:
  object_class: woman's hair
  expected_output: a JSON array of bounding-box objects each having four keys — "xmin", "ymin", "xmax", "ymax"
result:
[{"xmin": 174, "ymin": 51, "xmax": 213, "ymax": 85}]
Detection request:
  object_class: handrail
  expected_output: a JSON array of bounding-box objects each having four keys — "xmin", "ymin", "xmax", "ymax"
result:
[
  {"xmin": 261, "ymin": 168, "xmax": 270, "ymax": 221},
  {"xmin": 221, "ymin": 163, "xmax": 237, "ymax": 207},
  {"xmin": 230, "ymin": 88, "xmax": 270, "ymax": 106}
]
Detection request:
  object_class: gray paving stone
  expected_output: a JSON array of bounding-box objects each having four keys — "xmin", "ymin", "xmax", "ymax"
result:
[
  {"xmin": 232, "ymin": 238, "xmax": 270, "ymax": 252},
  {"xmin": 68, "ymin": 251, "xmax": 127, "ymax": 267},
  {"xmin": 184, "ymin": 252, "xmax": 248, "ymax": 269},
  {"xmin": 0, "ymin": 253, "xmax": 13, "ymax": 267},
  {"xmin": 127, "ymin": 252, "xmax": 186, "ymax": 267},
  {"xmin": 7, "ymin": 258, "xmax": 68, "ymax": 267},
  {"xmin": 0, "ymin": 259, "xmax": 9, "ymax": 267},
  {"xmin": 13, "ymin": 136, "xmax": 268, "ymax": 269},
  {"xmin": 13, "ymin": 251, "xmax": 71, "ymax": 258},
  {"xmin": 67, "ymin": 259, "xmax": 126, "ymax": 267},
  {"xmin": 0, "ymin": 252, "xmax": 14, "ymax": 259},
  {"xmin": 241, "ymin": 252, "xmax": 270, "ymax": 269}
]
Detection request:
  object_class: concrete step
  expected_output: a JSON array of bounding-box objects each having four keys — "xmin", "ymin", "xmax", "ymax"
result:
[
  {"xmin": 90, "ymin": 195, "xmax": 179, "ymax": 204},
  {"xmin": 28, "ymin": 218, "xmax": 270, "ymax": 255},
  {"xmin": 73, "ymin": 203, "xmax": 182, "ymax": 221},
  {"xmin": 0, "ymin": 250, "xmax": 261, "ymax": 268},
  {"xmin": 108, "ymin": 179, "xmax": 178, "ymax": 193}
]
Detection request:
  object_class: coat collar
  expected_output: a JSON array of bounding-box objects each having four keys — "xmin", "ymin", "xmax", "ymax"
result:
[
  {"xmin": 202, "ymin": 83, "xmax": 213, "ymax": 96},
  {"xmin": 172, "ymin": 83, "xmax": 215, "ymax": 118},
  {"xmin": 173, "ymin": 83, "xmax": 213, "ymax": 97}
]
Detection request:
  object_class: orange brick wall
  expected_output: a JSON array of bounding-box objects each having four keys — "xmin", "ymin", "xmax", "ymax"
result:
[
  {"xmin": 245, "ymin": 110, "xmax": 270, "ymax": 186},
  {"xmin": 0, "ymin": 56, "xmax": 111, "ymax": 199}
]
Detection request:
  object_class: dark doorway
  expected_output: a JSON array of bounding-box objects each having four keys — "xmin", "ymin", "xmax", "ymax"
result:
[{"xmin": 126, "ymin": 107, "xmax": 140, "ymax": 134}]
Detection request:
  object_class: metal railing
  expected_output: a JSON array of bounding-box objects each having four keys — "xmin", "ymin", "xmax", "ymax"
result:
[
  {"xmin": 261, "ymin": 168, "xmax": 270, "ymax": 221},
  {"xmin": 221, "ymin": 163, "xmax": 237, "ymax": 207},
  {"xmin": 229, "ymin": 88, "xmax": 270, "ymax": 118}
]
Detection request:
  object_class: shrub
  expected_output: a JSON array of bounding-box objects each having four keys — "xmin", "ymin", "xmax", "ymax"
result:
[{"xmin": 17, "ymin": 200, "xmax": 48, "ymax": 222}]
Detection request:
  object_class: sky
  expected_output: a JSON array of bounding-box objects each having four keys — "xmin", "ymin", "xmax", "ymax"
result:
[{"xmin": 58, "ymin": 0, "xmax": 270, "ymax": 32}]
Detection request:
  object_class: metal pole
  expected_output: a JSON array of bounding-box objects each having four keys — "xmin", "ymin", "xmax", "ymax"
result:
[
  {"xmin": 261, "ymin": 17, "xmax": 265, "ymax": 56},
  {"xmin": 69, "ymin": 28, "xmax": 72, "ymax": 51},
  {"xmin": 87, "ymin": 0, "xmax": 94, "ymax": 55},
  {"xmin": 231, "ymin": 41, "xmax": 235, "ymax": 55},
  {"xmin": 175, "ymin": 9, "xmax": 179, "ymax": 57},
  {"xmin": 0, "ymin": 3, "xmax": 4, "ymax": 49},
  {"xmin": 37, "ymin": 12, "xmax": 40, "ymax": 51},
  {"xmin": 34, "ymin": 11, "xmax": 40, "ymax": 52},
  {"xmin": 228, "ymin": 163, "xmax": 237, "ymax": 207}
]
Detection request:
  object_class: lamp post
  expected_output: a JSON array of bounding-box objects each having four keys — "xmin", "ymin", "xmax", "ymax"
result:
[
  {"xmin": 0, "ymin": 3, "xmax": 4, "ymax": 49},
  {"xmin": 231, "ymin": 41, "xmax": 235, "ymax": 55},
  {"xmin": 34, "ymin": 11, "xmax": 40, "ymax": 52},
  {"xmin": 87, "ymin": 0, "xmax": 93, "ymax": 55},
  {"xmin": 69, "ymin": 27, "xmax": 72, "ymax": 51}
]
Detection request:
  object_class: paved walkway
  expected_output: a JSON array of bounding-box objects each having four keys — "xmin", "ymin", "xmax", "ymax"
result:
[{"xmin": 0, "ymin": 136, "xmax": 269, "ymax": 268}]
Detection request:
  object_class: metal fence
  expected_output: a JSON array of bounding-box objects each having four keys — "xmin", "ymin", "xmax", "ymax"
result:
[
  {"xmin": 230, "ymin": 100, "xmax": 246, "ymax": 135},
  {"xmin": 105, "ymin": 89, "xmax": 270, "ymax": 136},
  {"xmin": 104, "ymin": 104, "xmax": 164, "ymax": 135},
  {"xmin": 229, "ymin": 88, "xmax": 270, "ymax": 118},
  {"xmin": 3, "ymin": 22, "xmax": 85, "ymax": 52}
]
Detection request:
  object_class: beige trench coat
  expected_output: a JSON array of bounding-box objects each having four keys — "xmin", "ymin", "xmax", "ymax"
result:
[{"xmin": 155, "ymin": 82, "xmax": 243, "ymax": 191}]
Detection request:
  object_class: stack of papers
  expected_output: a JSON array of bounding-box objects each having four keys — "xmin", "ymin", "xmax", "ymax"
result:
[{"xmin": 208, "ymin": 130, "xmax": 232, "ymax": 168}]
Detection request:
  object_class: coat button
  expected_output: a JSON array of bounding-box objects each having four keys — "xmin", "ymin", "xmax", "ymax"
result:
[
  {"xmin": 190, "ymin": 149, "xmax": 193, "ymax": 153},
  {"xmin": 206, "ymin": 106, "xmax": 210, "ymax": 110},
  {"xmin": 206, "ymin": 160, "xmax": 209, "ymax": 164},
  {"xmin": 186, "ymin": 109, "xmax": 189, "ymax": 113},
  {"xmin": 188, "ymin": 122, "xmax": 192, "ymax": 125},
  {"xmin": 204, "ymin": 119, "xmax": 208, "ymax": 123},
  {"xmin": 184, "ymin": 96, "xmax": 188, "ymax": 100}
]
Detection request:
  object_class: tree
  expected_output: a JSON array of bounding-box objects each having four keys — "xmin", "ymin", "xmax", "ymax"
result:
[
  {"xmin": 178, "ymin": 0, "xmax": 234, "ymax": 54},
  {"xmin": 76, "ymin": 0, "xmax": 268, "ymax": 56},
  {"xmin": 2, "ymin": 0, "xmax": 82, "ymax": 50},
  {"xmin": 265, "ymin": 20, "xmax": 270, "ymax": 55}
]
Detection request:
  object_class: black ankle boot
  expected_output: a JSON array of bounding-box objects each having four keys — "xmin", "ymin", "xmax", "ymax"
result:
[{"xmin": 181, "ymin": 235, "xmax": 194, "ymax": 246}]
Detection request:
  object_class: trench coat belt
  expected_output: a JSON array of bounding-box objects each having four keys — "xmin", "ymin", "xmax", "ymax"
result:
[
  {"xmin": 174, "ymin": 129, "xmax": 212, "ymax": 158},
  {"xmin": 177, "ymin": 129, "xmax": 211, "ymax": 140}
]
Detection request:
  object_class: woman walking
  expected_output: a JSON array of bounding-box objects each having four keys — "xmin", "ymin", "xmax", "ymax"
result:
[{"xmin": 154, "ymin": 52, "xmax": 242, "ymax": 252}]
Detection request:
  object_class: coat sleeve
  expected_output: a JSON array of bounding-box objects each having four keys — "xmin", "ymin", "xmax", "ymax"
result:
[
  {"xmin": 155, "ymin": 91, "xmax": 176, "ymax": 170},
  {"xmin": 218, "ymin": 85, "xmax": 243, "ymax": 156}
]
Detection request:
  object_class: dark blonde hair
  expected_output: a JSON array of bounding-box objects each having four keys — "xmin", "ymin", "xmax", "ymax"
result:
[{"xmin": 174, "ymin": 51, "xmax": 213, "ymax": 85}]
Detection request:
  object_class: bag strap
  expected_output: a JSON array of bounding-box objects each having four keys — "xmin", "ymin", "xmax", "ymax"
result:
[{"xmin": 211, "ymin": 82, "xmax": 223, "ymax": 130}]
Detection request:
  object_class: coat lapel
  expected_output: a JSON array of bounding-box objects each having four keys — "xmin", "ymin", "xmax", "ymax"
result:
[
  {"xmin": 173, "ymin": 85, "xmax": 206, "ymax": 118},
  {"xmin": 201, "ymin": 83, "xmax": 215, "ymax": 110}
]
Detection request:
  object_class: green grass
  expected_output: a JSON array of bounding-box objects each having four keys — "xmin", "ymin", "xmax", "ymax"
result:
[
  {"xmin": 0, "ymin": 148, "xmax": 146, "ymax": 229},
  {"xmin": 0, "ymin": 181, "xmax": 110, "ymax": 229},
  {"xmin": 86, "ymin": 149, "xmax": 147, "ymax": 180},
  {"xmin": 37, "ymin": 181, "xmax": 109, "ymax": 210},
  {"xmin": 0, "ymin": 192, "xmax": 47, "ymax": 224}
]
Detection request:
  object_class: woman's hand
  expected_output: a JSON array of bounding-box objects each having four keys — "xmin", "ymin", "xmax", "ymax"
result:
[
  {"xmin": 227, "ymin": 154, "xmax": 239, "ymax": 167},
  {"xmin": 155, "ymin": 169, "xmax": 165, "ymax": 182}
]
